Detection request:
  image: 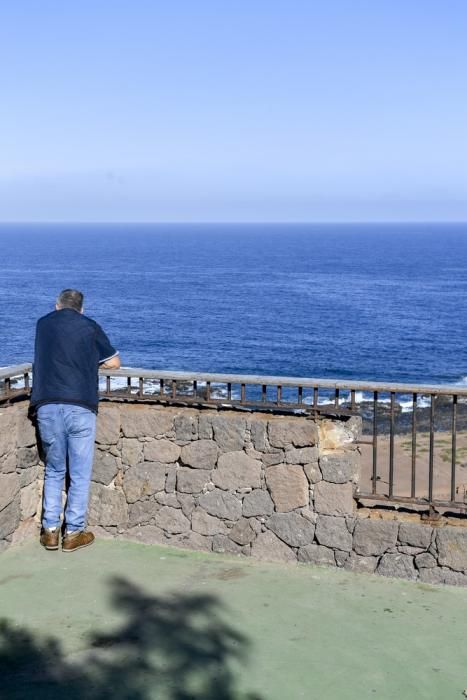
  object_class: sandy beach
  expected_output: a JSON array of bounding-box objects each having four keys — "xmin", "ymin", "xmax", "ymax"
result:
[{"xmin": 358, "ymin": 430, "xmax": 467, "ymax": 506}]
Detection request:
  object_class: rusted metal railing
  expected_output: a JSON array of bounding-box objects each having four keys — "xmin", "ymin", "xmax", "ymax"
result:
[
  {"xmin": 0, "ymin": 364, "xmax": 32, "ymax": 402},
  {"xmin": 1, "ymin": 363, "xmax": 466, "ymax": 514}
]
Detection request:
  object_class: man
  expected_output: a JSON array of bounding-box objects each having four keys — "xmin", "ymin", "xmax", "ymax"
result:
[{"xmin": 30, "ymin": 289, "xmax": 121, "ymax": 552}]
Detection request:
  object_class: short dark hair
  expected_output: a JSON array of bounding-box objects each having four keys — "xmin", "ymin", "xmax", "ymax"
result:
[{"xmin": 56, "ymin": 289, "xmax": 84, "ymax": 312}]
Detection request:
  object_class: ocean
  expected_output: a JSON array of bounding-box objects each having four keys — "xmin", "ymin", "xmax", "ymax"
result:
[{"xmin": 1, "ymin": 222, "xmax": 467, "ymax": 388}]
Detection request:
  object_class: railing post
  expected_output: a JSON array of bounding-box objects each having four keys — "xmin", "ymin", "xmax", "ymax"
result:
[{"xmin": 372, "ymin": 391, "xmax": 378, "ymax": 495}]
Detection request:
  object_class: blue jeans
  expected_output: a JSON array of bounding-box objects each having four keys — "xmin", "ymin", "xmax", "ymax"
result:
[{"xmin": 37, "ymin": 403, "xmax": 96, "ymax": 531}]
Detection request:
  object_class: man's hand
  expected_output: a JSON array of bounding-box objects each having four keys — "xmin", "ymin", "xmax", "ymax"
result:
[{"xmin": 100, "ymin": 355, "xmax": 121, "ymax": 370}]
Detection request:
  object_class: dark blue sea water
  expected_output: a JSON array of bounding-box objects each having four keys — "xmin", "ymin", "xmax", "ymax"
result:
[{"xmin": 1, "ymin": 223, "xmax": 467, "ymax": 385}]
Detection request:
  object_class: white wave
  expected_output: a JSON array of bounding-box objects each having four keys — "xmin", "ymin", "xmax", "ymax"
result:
[
  {"xmin": 301, "ymin": 390, "xmax": 432, "ymax": 413},
  {"xmin": 399, "ymin": 396, "xmax": 431, "ymax": 413}
]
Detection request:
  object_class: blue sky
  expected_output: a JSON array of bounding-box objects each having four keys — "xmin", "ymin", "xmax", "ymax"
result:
[{"xmin": 1, "ymin": 0, "xmax": 466, "ymax": 222}]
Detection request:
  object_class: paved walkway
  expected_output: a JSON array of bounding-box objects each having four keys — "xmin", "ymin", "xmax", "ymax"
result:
[{"xmin": 0, "ymin": 538, "xmax": 466, "ymax": 699}]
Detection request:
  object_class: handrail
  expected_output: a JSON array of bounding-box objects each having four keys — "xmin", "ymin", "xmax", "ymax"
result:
[
  {"xmin": 102, "ymin": 367, "xmax": 467, "ymax": 398},
  {"xmin": 2, "ymin": 362, "xmax": 467, "ymax": 397},
  {"xmin": 0, "ymin": 364, "xmax": 32, "ymax": 380}
]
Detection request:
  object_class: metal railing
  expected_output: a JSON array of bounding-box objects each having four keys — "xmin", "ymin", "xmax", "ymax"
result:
[
  {"xmin": 1, "ymin": 363, "xmax": 466, "ymax": 514},
  {"xmin": 0, "ymin": 364, "xmax": 32, "ymax": 400}
]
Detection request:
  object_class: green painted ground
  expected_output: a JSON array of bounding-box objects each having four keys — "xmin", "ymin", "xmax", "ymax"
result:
[{"xmin": 0, "ymin": 539, "xmax": 466, "ymax": 699}]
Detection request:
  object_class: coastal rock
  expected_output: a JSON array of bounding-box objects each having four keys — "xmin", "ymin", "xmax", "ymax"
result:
[
  {"xmin": 144, "ymin": 439, "xmax": 181, "ymax": 464},
  {"xmin": 213, "ymin": 451, "xmax": 262, "ymax": 491},
  {"xmin": 180, "ymin": 440, "xmax": 218, "ymax": 469},
  {"xmin": 265, "ymin": 464, "xmax": 309, "ymax": 512}
]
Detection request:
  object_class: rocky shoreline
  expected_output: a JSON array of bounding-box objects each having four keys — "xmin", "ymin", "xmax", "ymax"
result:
[{"xmin": 360, "ymin": 396, "xmax": 467, "ymax": 435}]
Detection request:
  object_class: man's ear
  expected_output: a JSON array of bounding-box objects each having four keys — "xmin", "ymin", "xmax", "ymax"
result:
[{"xmin": 55, "ymin": 304, "xmax": 61, "ymax": 311}]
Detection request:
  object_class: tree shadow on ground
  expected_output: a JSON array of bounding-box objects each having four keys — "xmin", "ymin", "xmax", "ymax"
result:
[{"xmin": 0, "ymin": 576, "xmax": 263, "ymax": 700}]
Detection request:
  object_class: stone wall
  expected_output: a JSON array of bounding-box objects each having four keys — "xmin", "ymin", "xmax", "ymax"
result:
[
  {"xmin": 1, "ymin": 399, "xmax": 467, "ymax": 587},
  {"xmin": 89, "ymin": 402, "xmax": 467, "ymax": 586},
  {"xmin": 0, "ymin": 402, "xmax": 42, "ymax": 550}
]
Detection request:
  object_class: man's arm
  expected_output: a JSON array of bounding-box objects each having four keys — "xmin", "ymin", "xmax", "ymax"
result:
[
  {"xmin": 100, "ymin": 354, "xmax": 121, "ymax": 370},
  {"xmin": 95, "ymin": 323, "xmax": 120, "ymax": 369}
]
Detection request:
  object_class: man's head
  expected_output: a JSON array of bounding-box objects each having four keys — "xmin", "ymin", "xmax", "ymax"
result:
[{"xmin": 56, "ymin": 289, "xmax": 84, "ymax": 313}]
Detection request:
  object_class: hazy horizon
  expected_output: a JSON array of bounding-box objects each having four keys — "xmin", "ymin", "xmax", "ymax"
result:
[
  {"xmin": 1, "ymin": 1, "xmax": 466, "ymax": 223},
  {"xmin": 2, "ymin": 220, "xmax": 467, "ymax": 227}
]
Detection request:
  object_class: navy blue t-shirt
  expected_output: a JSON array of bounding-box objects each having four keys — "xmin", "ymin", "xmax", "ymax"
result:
[{"xmin": 30, "ymin": 308, "xmax": 118, "ymax": 413}]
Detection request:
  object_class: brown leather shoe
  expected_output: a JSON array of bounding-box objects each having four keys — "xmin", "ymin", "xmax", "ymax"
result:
[
  {"xmin": 40, "ymin": 528, "xmax": 60, "ymax": 550},
  {"xmin": 62, "ymin": 530, "xmax": 95, "ymax": 552}
]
